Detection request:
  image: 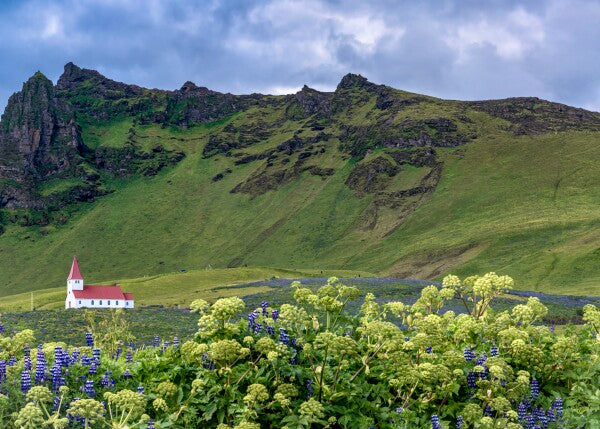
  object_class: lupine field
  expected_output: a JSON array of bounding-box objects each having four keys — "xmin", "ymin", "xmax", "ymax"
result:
[{"xmin": 1, "ymin": 273, "xmax": 600, "ymax": 428}]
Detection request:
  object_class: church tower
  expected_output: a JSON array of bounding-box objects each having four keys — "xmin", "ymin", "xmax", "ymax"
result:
[{"xmin": 67, "ymin": 256, "xmax": 84, "ymax": 292}]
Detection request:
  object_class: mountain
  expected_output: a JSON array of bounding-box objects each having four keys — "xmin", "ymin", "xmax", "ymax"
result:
[{"xmin": 1, "ymin": 62, "xmax": 599, "ymax": 296}]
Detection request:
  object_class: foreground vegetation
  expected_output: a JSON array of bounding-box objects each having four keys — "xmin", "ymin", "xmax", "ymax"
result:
[{"xmin": 1, "ymin": 273, "xmax": 599, "ymax": 428}]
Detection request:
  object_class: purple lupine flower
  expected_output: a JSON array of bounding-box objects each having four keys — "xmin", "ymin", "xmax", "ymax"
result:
[
  {"xmin": 0, "ymin": 324, "xmax": 3, "ymax": 333},
  {"xmin": 550, "ymin": 325, "xmax": 555, "ymax": 333},
  {"xmin": 162, "ymin": 341, "xmax": 170, "ymax": 352},
  {"xmin": 481, "ymin": 365, "xmax": 489, "ymax": 380},
  {"xmin": 173, "ymin": 337, "xmax": 179, "ymax": 349},
  {"xmin": 290, "ymin": 353, "xmax": 297, "ymax": 365},
  {"xmin": 147, "ymin": 420, "xmax": 156, "ymax": 429},
  {"xmin": 202, "ymin": 353, "xmax": 215, "ymax": 370},
  {"xmin": 253, "ymin": 323, "xmax": 262, "ymax": 334},
  {"xmin": 153, "ymin": 336, "xmax": 160, "ymax": 347},
  {"xmin": 35, "ymin": 347, "xmax": 46, "ymax": 384},
  {"xmin": 279, "ymin": 328, "xmax": 290, "ymax": 344},
  {"xmin": 50, "ymin": 364, "xmax": 62, "ymax": 391},
  {"xmin": 89, "ymin": 362, "xmax": 98, "ymax": 375},
  {"xmin": 524, "ymin": 414, "xmax": 535, "ymax": 429},
  {"xmin": 92, "ymin": 348, "xmax": 101, "ymax": 361},
  {"xmin": 21, "ymin": 370, "xmax": 31, "ymax": 392},
  {"xmin": 84, "ymin": 379, "xmax": 95, "ymax": 397},
  {"xmin": 490, "ymin": 344, "xmax": 499, "ymax": 357},
  {"xmin": 395, "ymin": 407, "xmax": 403, "ymax": 414},
  {"xmin": 266, "ymin": 325, "xmax": 275, "ymax": 335},
  {"xmin": 115, "ymin": 347, "xmax": 122, "ymax": 360},
  {"xmin": 0, "ymin": 360, "xmax": 5, "ymax": 382},
  {"xmin": 101, "ymin": 371, "xmax": 114, "ymax": 388},
  {"xmin": 261, "ymin": 301, "xmax": 268, "ymax": 317},
  {"xmin": 467, "ymin": 371, "xmax": 476, "ymax": 388},
  {"xmin": 426, "ymin": 346, "xmax": 433, "ymax": 353},
  {"xmin": 123, "ymin": 369, "xmax": 131, "ymax": 379},
  {"xmin": 85, "ymin": 332, "xmax": 94, "ymax": 347},
  {"xmin": 126, "ymin": 351, "xmax": 133, "ymax": 363},
  {"xmin": 484, "ymin": 405, "xmax": 493, "ymax": 417},
  {"xmin": 475, "ymin": 351, "xmax": 488, "ymax": 365},
  {"xmin": 553, "ymin": 397, "xmax": 563, "ymax": 418},
  {"xmin": 81, "ymin": 355, "xmax": 90, "ymax": 366},
  {"xmin": 24, "ymin": 345, "xmax": 31, "ymax": 358},
  {"xmin": 456, "ymin": 416, "xmax": 464, "ymax": 428},
  {"xmin": 137, "ymin": 384, "xmax": 145, "ymax": 394},
  {"xmin": 431, "ymin": 415, "xmax": 442, "ymax": 429},
  {"xmin": 271, "ymin": 309, "xmax": 279, "ymax": 321},
  {"xmin": 306, "ymin": 379, "xmax": 314, "ymax": 397},
  {"xmin": 54, "ymin": 347, "xmax": 64, "ymax": 366},
  {"xmin": 24, "ymin": 356, "xmax": 32, "ymax": 371},
  {"xmin": 530, "ymin": 378, "xmax": 539, "ymax": 400},
  {"xmin": 464, "ymin": 346, "xmax": 474, "ymax": 361},
  {"xmin": 518, "ymin": 402, "xmax": 527, "ymax": 421},
  {"xmin": 247, "ymin": 311, "xmax": 259, "ymax": 329},
  {"xmin": 61, "ymin": 351, "xmax": 70, "ymax": 368},
  {"xmin": 8, "ymin": 356, "xmax": 16, "ymax": 366}
]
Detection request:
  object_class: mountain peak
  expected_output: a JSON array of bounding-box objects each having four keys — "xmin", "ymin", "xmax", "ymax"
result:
[
  {"xmin": 63, "ymin": 61, "xmax": 81, "ymax": 74},
  {"xmin": 180, "ymin": 81, "xmax": 199, "ymax": 92},
  {"xmin": 336, "ymin": 73, "xmax": 370, "ymax": 90},
  {"xmin": 56, "ymin": 62, "xmax": 105, "ymax": 90},
  {"xmin": 30, "ymin": 70, "xmax": 50, "ymax": 81},
  {"xmin": 297, "ymin": 84, "xmax": 321, "ymax": 94}
]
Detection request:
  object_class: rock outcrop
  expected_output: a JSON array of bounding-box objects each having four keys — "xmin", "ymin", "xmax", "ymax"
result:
[
  {"xmin": 0, "ymin": 72, "xmax": 84, "ymax": 209},
  {"xmin": 0, "ymin": 71, "xmax": 83, "ymax": 181},
  {"xmin": 0, "ymin": 66, "xmax": 186, "ymax": 212},
  {"xmin": 162, "ymin": 81, "xmax": 258, "ymax": 127}
]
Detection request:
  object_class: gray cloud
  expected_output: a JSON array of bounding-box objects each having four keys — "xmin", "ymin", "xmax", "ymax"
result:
[{"xmin": 1, "ymin": 0, "xmax": 599, "ymax": 113}]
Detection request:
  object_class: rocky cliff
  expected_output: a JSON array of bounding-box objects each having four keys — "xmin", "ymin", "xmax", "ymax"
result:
[
  {"xmin": 0, "ymin": 72, "xmax": 83, "ymax": 208},
  {"xmin": 0, "ymin": 64, "xmax": 185, "ymax": 214}
]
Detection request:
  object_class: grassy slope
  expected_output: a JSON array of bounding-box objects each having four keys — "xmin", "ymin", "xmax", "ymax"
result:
[{"xmin": 0, "ymin": 93, "xmax": 599, "ymax": 297}]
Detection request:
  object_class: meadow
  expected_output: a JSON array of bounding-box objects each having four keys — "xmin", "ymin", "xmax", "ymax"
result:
[{"xmin": 0, "ymin": 267, "xmax": 373, "ymax": 311}]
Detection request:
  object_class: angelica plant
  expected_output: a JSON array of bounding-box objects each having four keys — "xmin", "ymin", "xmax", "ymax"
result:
[{"xmin": 1, "ymin": 273, "xmax": 600, "ymax": 427}]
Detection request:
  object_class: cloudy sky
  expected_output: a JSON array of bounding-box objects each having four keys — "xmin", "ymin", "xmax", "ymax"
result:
[{"xmin": 1, "ymin": 0, "xmax": 599, "ymax": 112}]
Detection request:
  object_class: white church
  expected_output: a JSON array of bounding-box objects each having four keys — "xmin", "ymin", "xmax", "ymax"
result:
[{"xmin": 65, "ymin": 256, "xmax": 135, "ymax": 309}]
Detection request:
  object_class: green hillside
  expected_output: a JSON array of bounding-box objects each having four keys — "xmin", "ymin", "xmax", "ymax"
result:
[{"xmin": 0, "ymin": 64, "xmax": 599, "ymax": 296}]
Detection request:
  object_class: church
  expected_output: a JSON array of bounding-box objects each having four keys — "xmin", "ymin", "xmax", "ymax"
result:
[{"xmin": 65, "ymin": 257, "xmax": 135, "ymax": 309}]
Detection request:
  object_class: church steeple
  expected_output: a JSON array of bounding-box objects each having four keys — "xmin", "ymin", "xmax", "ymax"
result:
[
  {"xmin": 67, "ymin": 256, "xmax": 83, "ymax": 280},
  {"xmin": 67, "ymin": 256, "xmax": 84, "ymax": 291}
]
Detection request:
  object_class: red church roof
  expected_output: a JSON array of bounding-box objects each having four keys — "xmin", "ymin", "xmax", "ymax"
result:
[
  {"xmin": 123, "ymin": 293, "xmax": 134, "ymax": 300},
  {"xmin": 72, "ymin": 285, "xmax": 128, "ymax": 300},
  {"xmin": 67, "ymin": 257, "xmax": 84, "ymax": 280}
]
